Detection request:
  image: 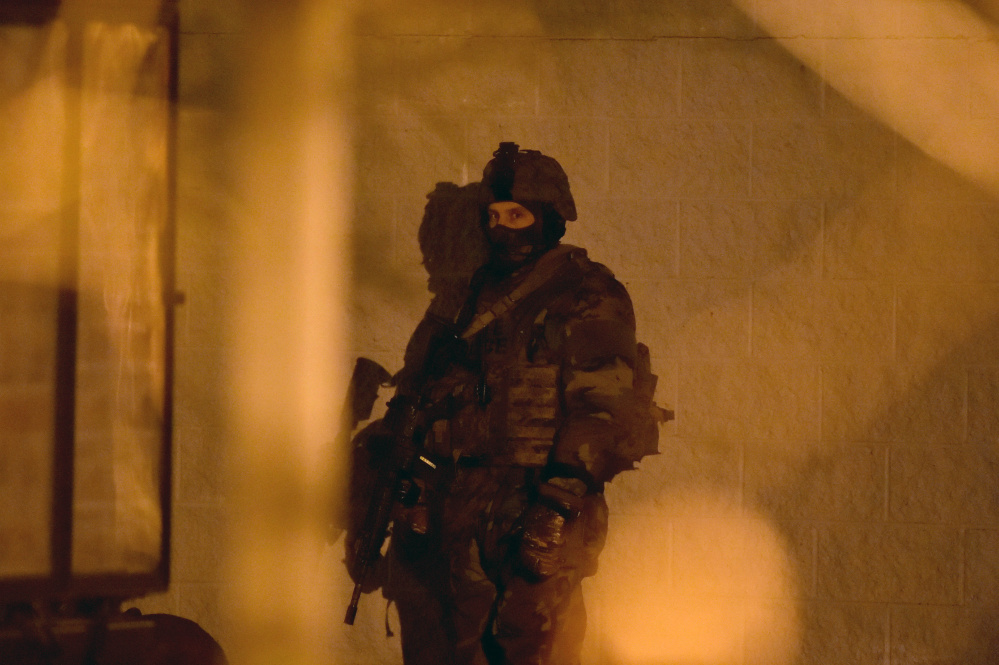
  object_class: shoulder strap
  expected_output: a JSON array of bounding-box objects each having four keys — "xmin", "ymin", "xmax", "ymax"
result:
[{"xmin": 460, "ymin": 244, "xmax": 586, "ymax": 340}]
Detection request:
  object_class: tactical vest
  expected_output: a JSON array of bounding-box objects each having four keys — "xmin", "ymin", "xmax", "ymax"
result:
[{"xmin": 422, "ymin": 246, "xmax": 669, "ymax": 472}]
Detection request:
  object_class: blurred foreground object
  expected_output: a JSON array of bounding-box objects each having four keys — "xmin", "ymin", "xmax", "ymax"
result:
[
  {"xmin": 734, "ymin": 0, "xmax": 999, "ymax": 196},
  {"xmin": 0, "ymin": 602, "xmax": 226, "ymax": 665},
  {"xmin": 220, "ymin": 2, "xmax": 351, "ymax": 664},
  {"xmin": 0, "ymin": 1, "xmax": 222, "ymax": 662}
]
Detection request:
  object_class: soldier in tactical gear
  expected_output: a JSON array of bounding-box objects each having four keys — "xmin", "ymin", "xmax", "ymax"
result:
[{"xmin": 349, "ymin": 143, "xmax": 664, "ymax": 665}]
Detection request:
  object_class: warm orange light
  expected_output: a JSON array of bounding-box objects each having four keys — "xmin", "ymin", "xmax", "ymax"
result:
[
  {"xmin": 591, "ymin": 489, "xmax": 800, "ymax": 664},
  {"xmin": 222, "ymin": 2, "xmax": 353, "ymax": 664}
]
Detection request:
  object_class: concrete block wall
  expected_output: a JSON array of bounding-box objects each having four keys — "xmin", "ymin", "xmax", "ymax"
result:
[
  {"xmin": 138, "ymin": 0, "xmax": 999, "ymax": 663},
  {"xmin": 339, "ymin": 1, "xmax": 999, "ymax": 664}
]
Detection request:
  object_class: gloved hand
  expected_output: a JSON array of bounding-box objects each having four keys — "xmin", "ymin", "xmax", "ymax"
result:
[
  {"xmin": 518, "ymin": 502, "xmax": 568, "ymax": 580},
  {"xmin": 393, "ymin": 477, "xmax": 430, "ymax": 536},
  {"xmin": 518, "ymin": 477, "xmax": 588, "ymax": 579},
  {"xmin": 393, "ymin": 503, "xmax": 429, "ymax": 536}
]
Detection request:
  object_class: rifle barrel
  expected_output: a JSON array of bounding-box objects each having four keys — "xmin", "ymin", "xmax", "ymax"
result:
[{"xmin": 344, "ymin": 581, "xmax": 363, "ymax": 625}]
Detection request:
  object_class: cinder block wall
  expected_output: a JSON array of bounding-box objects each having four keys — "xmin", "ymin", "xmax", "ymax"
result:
[
  {"xmin": 156, "ymin": 1, "xmax": 999, "ymax": 663},
  {"xmin": 131, "ymin": 0, "xmax": 242, "ymax": 648}
]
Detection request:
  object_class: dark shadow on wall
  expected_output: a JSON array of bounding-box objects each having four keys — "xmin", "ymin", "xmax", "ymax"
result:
[
  {"xmin": 968, "ymin": 614, "xmax": 999, "ymax": 665},
  {"xmin": 963, "ymin": 0, "xmax": 999, "ymax": 25},
  {"xmin": 398, "ymin": 181, "xmax": 488, "ymax": 387},
  {"xmin": 745, "ymin": 291, "xmax": 999, "ymax": 665},
  {"xmin": 416, "ymin": 181, "xmax": 489, "ymax": 319},
  {"xmin": 527, "ymin": 0, "xmax": 763, "ymax": 37}
]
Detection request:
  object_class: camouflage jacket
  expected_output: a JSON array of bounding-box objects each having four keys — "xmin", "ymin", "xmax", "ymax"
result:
[{"xmin": 419, "ymin": 244, "xmax": 644, "ymax": 487}]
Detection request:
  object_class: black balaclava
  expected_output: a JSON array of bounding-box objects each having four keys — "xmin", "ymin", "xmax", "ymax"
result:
[{"xmin": 485, "ymin": 202, "xmax": 550, "ymax": 268}]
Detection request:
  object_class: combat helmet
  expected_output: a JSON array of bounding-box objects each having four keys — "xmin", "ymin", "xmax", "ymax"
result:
[{"xmin": 480, "ymin": 142, "xmax": 577, "ymax": 224}]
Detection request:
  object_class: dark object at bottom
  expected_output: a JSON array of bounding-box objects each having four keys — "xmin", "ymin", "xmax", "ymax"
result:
[{"xmin": 0, "ymin": 606, "xmax": 227, "ymax": 665}]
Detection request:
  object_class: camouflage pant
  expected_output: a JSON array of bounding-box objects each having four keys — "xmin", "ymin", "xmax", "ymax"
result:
[{"xmin": 385, "ymin": 466, "xmax": 608, "ymax": 665}]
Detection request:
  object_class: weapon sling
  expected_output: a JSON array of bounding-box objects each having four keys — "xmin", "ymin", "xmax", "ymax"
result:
[{"xmin": 459, "ymin": 244, "xmax": 583, "ymax": 340}]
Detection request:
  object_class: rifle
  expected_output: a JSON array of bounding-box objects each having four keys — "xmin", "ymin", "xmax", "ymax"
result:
[
  {"xmin": 342, "ymin": 321, "xmax": 471, "ymax": 625},
  {"xmin": 343, "ymin": 395, "xmax": 439, "ymax": 625},
  {"xmin": 328, "ymin": 358, "xmax": 391, "ymax": 548}
]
